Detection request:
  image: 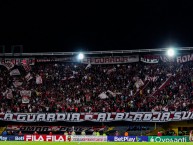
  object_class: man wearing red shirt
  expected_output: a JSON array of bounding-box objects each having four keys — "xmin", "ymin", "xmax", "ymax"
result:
[
  {"xmin": 18, "ymin": 131, "xmax": 22, "ymax": 136},
  {"xmin": 157, "ymin": 131, "xmax": 162, "ymax": 136}
]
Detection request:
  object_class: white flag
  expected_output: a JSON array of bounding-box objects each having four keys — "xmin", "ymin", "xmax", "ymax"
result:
[
  {"xmin": 85, "ymin": 63, "xmax": 91, "ymax": 69},
  {"xmin": 69, "ymin": 76, "xmax": 75, "ymax": 79},
  {"xmin": 20, "ymin": 90, "xmax": 31, "ymax": 97},
  {"xmin": 72, "ymin": 71, "xmax": 78, "ymax": 75},
  {"xmin": 166, "ymin": 73, "xmax": 172, "ymax": 77},
  {"xmin": 10, "ymin": 69, "xmax": 20, "ymax": 76},
  {"xmin": 62, "ymin": 77, "xmax": 67, "ymax": 81},
  {"xmin": 6, "ymin": 89, "xmax": 13, "ymax": 99},
  {"xmin": 135, "ymin": 79, "xmax": 144, "ymax": 88},
  {"xmin": 107, "ymin": 90, "xmax": 116, "ymax": 97},
  {"xmin": 98, "ymin": 92, "xmax": 108, "ymax": 99},
  {"xmin": 13, "ymin": 81, "xmax": 23, "ymax": 88},
  {"xmin": 36, "ymin": 75, "xmax": 42, "ymax": 84}
]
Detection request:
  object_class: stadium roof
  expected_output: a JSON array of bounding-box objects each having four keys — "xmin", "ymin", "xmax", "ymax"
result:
[{"xmin": 1, "ymin": 47, "xmax": 193, "ymax": 57}]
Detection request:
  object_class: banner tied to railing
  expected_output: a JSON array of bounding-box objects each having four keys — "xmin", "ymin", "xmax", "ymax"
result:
[
  {"xmin": 82, "ymin": 56, "xmax": 139, "ymax": 64},
  {"xmin": 1, "ymin": 112, "xmax": 193, "ymax": 122}
]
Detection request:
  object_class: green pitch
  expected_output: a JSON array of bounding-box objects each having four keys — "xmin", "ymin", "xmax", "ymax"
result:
[{"xmin": 0, "ymin": 142, "xmax": 193, "ymax": 145}]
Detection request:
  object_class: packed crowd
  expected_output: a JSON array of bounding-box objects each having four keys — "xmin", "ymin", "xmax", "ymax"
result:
[{"xmin": 0, "ymin": 60, "xmax": 193, "ymax": 113}]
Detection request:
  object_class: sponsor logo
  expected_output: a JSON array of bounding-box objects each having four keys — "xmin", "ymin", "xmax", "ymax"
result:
[
  {"xmin": 70, "ymin": 136, "xmax": 107, "ymax": 142},
  {"xmin": 114, "ymin": 136, "xmax": 136, "ymax": 142},
  {"xmin": 0, "ymin": 136, "xmax": 8, "ymax": 141},
  {"xmin": 15, "ymin": 136, "xmax": 24, "ymax": 141},
  {"xmin": 136, "ymin": 136, "xmax": 148, "ymax": 142},
  {"xmin": 24, "ymin": 135, "xmax": 66, "ymax": 142},
  {"xmin": 0, "ymin": 136, "xmax": 24, "ymax": 141},
  {"xmin": 149, "ymin": 136, "xmax": 188, "ymax": 142}
]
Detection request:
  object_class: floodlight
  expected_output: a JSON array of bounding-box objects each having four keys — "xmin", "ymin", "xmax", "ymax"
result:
[
  {"xmin": 77, "ymin": 53, "xmax": 84, "ymax": 60},
  {"xmin": 167, "ymin": 48, "xmax": 175, "ymax": 57}
]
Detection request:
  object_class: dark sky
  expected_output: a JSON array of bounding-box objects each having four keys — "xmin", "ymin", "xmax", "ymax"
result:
[{"xmin": 0, "ymin": 1, "xmax": 193, "ymax": 52}]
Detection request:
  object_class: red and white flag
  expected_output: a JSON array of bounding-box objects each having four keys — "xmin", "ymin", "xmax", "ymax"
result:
[
  {"xmin": 21, "ymin": 60, "xmax": 31, "ymax": 72},
  {"xmin": 20, "ymin": 90, "xmax": 31, "ymax": 103},
  {"xmin": 23, "ymin": 64, "xmax": 31, "ymax": 72},
  {"xmin": 85, "ymin": 93, "xmax": 91, "ymax": 102},
  {"xmin": 135, "ymin": 79, "xmax": 144, "ymax": 88},
  {"xmin": 22, "ymin": 96, "xmax": 30, "ymax": 103},
  {"xmin": 106, "ymin": 68, "xmax": 116, "ymax": 75},
  {"xmin": 25, "ymin": 73, "xmax": 33, "ymax": 82},
  {"xmin": 2, "ymin": 62, "xmax": 14, "ymax": 70},
  {"xmin": 10, "ymin": 69, "xmax": 20, "ymax": 76}
]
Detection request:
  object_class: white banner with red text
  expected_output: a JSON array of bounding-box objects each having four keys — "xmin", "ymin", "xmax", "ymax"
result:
[
  {"xmin": 1, "ymin": 112, "xmax": 193, "ymax": 122},
  {"xmin": 67, "ymin": 135, "xmax": 107, "ymax": 142}
]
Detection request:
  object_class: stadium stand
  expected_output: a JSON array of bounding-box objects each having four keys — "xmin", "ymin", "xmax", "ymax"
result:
[
  {"xmin": 0, "ymin": 61, "xmax": 193, "ymax": 113},
  {"xmin": 1, "ymin": 50, "xmax": 193, "ymax": 137}
]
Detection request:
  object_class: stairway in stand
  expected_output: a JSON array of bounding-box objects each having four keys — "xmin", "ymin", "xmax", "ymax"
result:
[
  {"xmin": 134, "ymin": 80, "xmax": 150, "ymax": 97},
  {"xmin": 151, "ymin": 75, "xmax": 173, "ymax": 97},
  {"xmin": 0, "ymin": 127, "xmax": 6, "ymax": 135}
]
